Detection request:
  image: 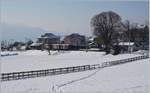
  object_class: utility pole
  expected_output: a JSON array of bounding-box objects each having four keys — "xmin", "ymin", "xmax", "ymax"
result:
[
  {"xmin": 86, "ymin": 36, "xmax": 89, "ymax": 52},
  {"xmin": 58, "ymin": 35, "xmax": 61, "ymax": 52},
  {"xmin": 127, "ymin": 20, "xmax": 131, "ymax": 54}
]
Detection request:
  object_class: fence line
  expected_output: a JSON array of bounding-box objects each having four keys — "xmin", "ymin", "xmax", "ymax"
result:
[{"xmin": 1, "ymin": 55, "xmax": 149, "ymax": 81}]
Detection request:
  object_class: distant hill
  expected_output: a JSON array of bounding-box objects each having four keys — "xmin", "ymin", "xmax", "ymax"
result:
[{"xmin": 0, "ymin": 23, "xmax": 56, "ymax": 42}]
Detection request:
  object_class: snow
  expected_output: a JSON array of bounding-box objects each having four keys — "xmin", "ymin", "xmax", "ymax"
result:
[
  {"xmin": 61, "ymin": 59, "xmax": 149, "ymax": 93},
  {"xmin": 1, "ymin": 58, "xmax": 149, "ymax": 93},
  {"xmin": 30, "ymin": 43, "xmax": 42, "ymax": 46},
  {"xmin": 1, "ymin": 50, "xmax": 142, "ymax": 73},
  {"xmin": 133, "ymin": 50, "xmax": 149, "ymax": 56},
  {"xmin": 1, "ymin": 50, "xmax": 149, "ymax": 93},
  {"xmin": 1, "ymin": 51, "xmax": 18, "ymax": 57},
  {"xmin": 119, "ymin": 42, "xmax": 134, "ymax": 46}
]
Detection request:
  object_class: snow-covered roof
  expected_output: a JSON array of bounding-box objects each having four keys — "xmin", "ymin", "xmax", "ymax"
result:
[
  {"xmin": 52, "ymin": 44, "xmax": 70, "ymax": 46},
  {"xmin": 38, "ymin": 36, "xmax": 49, "ymax": 39},
  {"xmin": 137, "ymin": 24, "xmax": 146, "ymax": 28},
  {"xmin": 89, "ymin": 42, "xmax": 95, "ymax": 45},
  {"xmin": 88, "ymin": 36, "xmax": 96, "ymax": 41},
  {"xmin": 30, "ymin": 43, "xmax": 42, "ymax": 46},
  {"xmin": 119, "ymin": 42, "xmax": 134, "ymax": 46},
  {"xmin": 89, "ymin": 37, "xmax": 94, "ymax": 41},
  {"xmin": 20, "ymin": 46, "xmax": 26, "ymax": 50}
]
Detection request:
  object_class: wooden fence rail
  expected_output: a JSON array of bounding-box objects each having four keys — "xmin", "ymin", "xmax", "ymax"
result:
[{"xmin": 1, "ymin": 55, "xmax": 149, "ymax": 81}]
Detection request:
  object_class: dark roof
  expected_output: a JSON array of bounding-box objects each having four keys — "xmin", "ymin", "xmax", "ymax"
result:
[
  {"xmin": 41, "ymin": 33, "xmax": 59, "ymax": 39},
  {"xmin": 68, "ymin": 33, "xmax": 85, "ymax": 38}
]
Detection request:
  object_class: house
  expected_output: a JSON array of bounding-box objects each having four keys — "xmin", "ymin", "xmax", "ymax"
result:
[
  {"xmin": 31, "ymin": 33, "xmax": 71, "ymax": 50},
  {"xmin": 63, "ymin": 33, "xmax": 86, "ymax": 49},
  {"xmin": 37, "ymin": 33, "xmax": 60, "ymax": 44},
  {"xmin": 118, "ymin": 42, "xmax": 135, "ymax": 53},
  {"xmin": 30, "ymin": 33, "xmax": 60, "ymax": 50}
]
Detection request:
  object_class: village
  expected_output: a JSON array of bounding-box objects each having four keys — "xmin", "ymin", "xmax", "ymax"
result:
[{"xmin": 1, "ymin": 23, "xmax": 149, "ymax": 55}]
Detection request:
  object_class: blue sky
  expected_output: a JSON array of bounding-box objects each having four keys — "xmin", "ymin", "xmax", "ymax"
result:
[{"xmin": 1, "ymin": 0, "xmax": 149, "ymax": 36}]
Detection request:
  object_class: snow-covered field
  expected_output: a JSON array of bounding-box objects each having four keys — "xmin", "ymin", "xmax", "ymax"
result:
[
  {"xmin": 1, "ymin": 50, "xmax": 149, "ymax": 93},
  {"xmin": 1, "ymin": 50, "xmax": 142, "ymax": 73},
  {"xmin": 61, "ymin": 59, "xmax": 149, "ymax": 93}
]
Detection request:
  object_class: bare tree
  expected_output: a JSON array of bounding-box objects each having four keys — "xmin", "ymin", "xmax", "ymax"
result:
[
  {"xmin": 123, "ymin": 20, "xmax": 149, "ymax": 50},
  {"xmin": 91, "ymin": 11, "xmax": 122, "ymax": 54}
]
